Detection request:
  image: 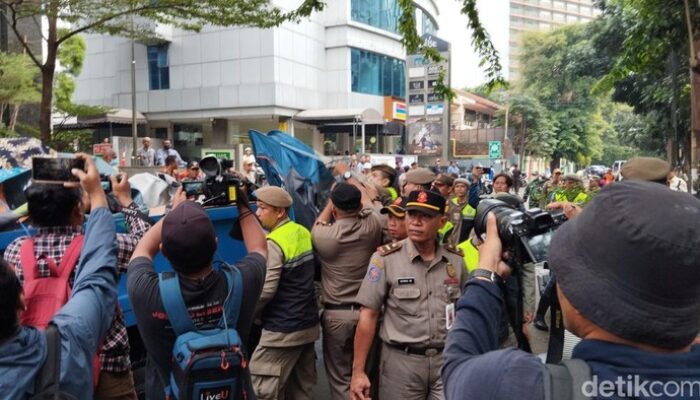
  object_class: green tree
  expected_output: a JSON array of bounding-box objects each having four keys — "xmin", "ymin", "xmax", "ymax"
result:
[
  {"xmin": 518, "ymin": 24, "xmax": 607, "ymax": 168},
  {"xmin": 0, "ymin": 52, "xmax": 40, "ymax": 131},
  {"xmin": 591, "ymin": 0, "xmax": 698, "ymax": 169},
  {"xmin": 496, "ymin": 94, "xmax": 556, "ymax": 161},
  {"xmin": 0, "ymin": 0, "xmax": 326, "ymax": 143}
]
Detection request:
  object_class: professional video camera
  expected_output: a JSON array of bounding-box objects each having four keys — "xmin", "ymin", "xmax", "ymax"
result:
[
  {"xmin": 474, "ymin": 199, "xmax": 567, "ymax": 265},
  {"xmin": 190, "ymin": 155, "xmax": 241, "ymax": 207}
]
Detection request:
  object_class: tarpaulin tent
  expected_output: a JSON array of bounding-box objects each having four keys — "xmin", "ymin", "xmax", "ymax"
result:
[{"xmin": 249, "ymin": 130, "xmax": 334, "ymax": 230}]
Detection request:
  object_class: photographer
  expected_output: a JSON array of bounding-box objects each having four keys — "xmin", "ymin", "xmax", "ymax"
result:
[
  {"xmin": 442, "ymin": 181, "xmax": 700, "ymax": 400},
  {"xmin": 0, "ymin": 154, "xmax": 119, "ymax": 398},
  {"xmin": 4, "ymin": 168, "xmax": 148, "ymax": 398},
  {"xmin": 127, "ymin": 187, "xmax": 267, "ymax": 400}
]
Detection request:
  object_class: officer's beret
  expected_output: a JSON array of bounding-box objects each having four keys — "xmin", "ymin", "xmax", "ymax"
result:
[
  {"xmin": 405, "ymin": 168, "xmax": 435, "ymax": 185},
  {"xmin": 621, "ymin": 157, "xmax": 671, "ymax": 183},
  {"xmin": 255, "ymin": 186, "xmax": 293, "ymax": 208}
]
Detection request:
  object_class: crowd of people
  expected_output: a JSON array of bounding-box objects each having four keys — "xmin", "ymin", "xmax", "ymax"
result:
[{"xmin": 1, "ymin": 150, "xmax": 699, "ymax": 400}]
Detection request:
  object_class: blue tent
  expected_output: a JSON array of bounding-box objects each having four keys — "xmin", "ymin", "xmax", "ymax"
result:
[{"xmin": 249, "ymin": 130, "xmax": 333, "ymax": 229}]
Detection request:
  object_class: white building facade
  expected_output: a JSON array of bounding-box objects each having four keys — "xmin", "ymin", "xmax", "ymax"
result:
[{"xmin": 73, "ymin": 0, "xmax": 440, "ymax": 162}]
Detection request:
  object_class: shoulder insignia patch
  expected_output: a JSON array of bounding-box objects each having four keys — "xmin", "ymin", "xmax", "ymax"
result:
[
  {"xmin": 444, "ymin": 243, "xmax": 464, "ymax": 257},
  {"xmin": 377, "ymin": 241, "xmax": 403, "ymax": 256}
]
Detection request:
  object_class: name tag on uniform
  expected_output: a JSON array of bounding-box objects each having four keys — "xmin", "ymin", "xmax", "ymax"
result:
[
  {"xmin": 446, "ymin": 303, "xmax": 455, "ymax": 330},
  {"xmin": 397, "ymin": 277, "xmax": 415, "ymax": 285}
]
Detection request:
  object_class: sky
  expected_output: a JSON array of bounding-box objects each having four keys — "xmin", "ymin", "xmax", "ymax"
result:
[{"xmin": 435, "ymin": 0, "xmax": 510, "ymax": 90}]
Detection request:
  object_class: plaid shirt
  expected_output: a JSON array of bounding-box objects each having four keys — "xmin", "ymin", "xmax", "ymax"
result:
[{"xmin": 4, "ymin": 203, "xmax": 151, "ymax": 373}]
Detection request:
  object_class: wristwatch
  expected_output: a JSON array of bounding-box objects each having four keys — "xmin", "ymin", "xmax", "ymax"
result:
[{"xmin": 472, "ymin": 268, "xmax": 505, "ymax": 286}]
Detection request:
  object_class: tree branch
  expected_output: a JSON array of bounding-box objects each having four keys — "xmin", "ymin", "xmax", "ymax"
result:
[{"xmin": 2, "ymin": 3, "xmax": 42, "ymax": 69}]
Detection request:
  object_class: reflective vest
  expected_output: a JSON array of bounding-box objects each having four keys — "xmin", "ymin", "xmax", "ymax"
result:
[
  {"xmin": 457, "ymin": 238, "xmax": 480, "ymax": 273},
  {"xmin": 445, "ymin": 198, "xmax": 476, "ymax": 245},
  {"xmin": 387, "ymin": 187, "xmax": 398, "ymax": 201},
  {"xmin": 553, "ymin": 190, "xmax": 589, "ymax": 206},
  {"xmin": 264, "ymin": 221, "xmax": 319, "ymax": 332}
]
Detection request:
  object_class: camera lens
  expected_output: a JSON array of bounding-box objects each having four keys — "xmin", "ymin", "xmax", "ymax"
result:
[{"xmin": 474, "ymin": 199, "xmax": 522, "ymax": 244}]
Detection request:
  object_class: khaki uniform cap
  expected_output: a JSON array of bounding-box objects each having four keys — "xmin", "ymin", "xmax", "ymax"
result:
[
  {"xmin": 405, "ymin": 168, "xmax": 435, "ymax": 185},
  {"xmin": 255, "ymin": 186, "xmax": 293, "ymax": 208},
  {"xmin": 621, "ymin": 157, "xmax": 671, "ymax": 182}
]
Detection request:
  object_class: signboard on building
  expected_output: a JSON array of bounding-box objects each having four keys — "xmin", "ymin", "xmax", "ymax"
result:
[
  {"xmin": 405, "ymin": 34, "xmax": 450, "ymax": 157},
  {"xmin": 202, "ymin": 149, "xmax": 234, "ymax": 160}
]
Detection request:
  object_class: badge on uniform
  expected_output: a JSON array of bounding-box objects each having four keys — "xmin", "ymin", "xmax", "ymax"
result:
[
  {"xmin": 445, "ymin": 303, "xmax": 455, "ymax": 330},
  {"xmin": 398, "ymin": 277, "xmax": 415, "ymax": 285},
  {"xmin": 367, "ymin": 265, "xmax": 382, "ymax": 283},
  {"xmin": 446, "ymin": 263, "xmax": 456, "ymax": 278}
]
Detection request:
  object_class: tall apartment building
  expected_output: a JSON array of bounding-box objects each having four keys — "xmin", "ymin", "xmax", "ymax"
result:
[
  {"xmin": 508, "ymin": 0, "xmax": 599, "ymax": 80},
  {"xmin": 72, "ymin": 0, "xmax": 440, "ymax": 161}
]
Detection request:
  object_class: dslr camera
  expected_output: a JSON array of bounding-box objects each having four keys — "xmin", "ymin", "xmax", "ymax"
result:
[{"xmin": 474, "ymin": 199, "xmax": 567, "ymax": 265}]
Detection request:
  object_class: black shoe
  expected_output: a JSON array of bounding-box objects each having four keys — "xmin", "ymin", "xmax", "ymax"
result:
[{"xmin": 533, "ymin": 317, "xmax": 549, "ymax": 331}]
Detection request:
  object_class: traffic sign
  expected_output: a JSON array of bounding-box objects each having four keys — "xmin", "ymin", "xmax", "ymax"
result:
[{"xmin": 488, "ymin": 141, "xmax": 501, "ymax": 159}]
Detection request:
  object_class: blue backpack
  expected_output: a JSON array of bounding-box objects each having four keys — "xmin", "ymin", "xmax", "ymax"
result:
[{"xmin": 159, "ymin": 265, "xmax": 248, "ymax": 400}]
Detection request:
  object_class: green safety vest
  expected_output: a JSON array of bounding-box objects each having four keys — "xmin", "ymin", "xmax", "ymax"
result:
[
  {"xmin": 553, "ymin": 190, "xmax": 589, "ymax": 206},
  {"xmin": 387, "ymin": 187, "xmax": 398, "ymax": 201},
  {"xmin": 457, "ymin": 238, "xmax": 479, "ymax": 273},
  {"xmin": 265, "ymin": 220, "xmax": 318, "ymax": 332}
]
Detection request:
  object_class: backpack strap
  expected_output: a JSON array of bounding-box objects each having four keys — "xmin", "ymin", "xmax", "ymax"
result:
[
  {"xmin": 219, "ymin": 264, "xmax": 243, "ymax": 329},
  {"xmin": 158, "ymin": 272, "xmax": 196, "ymax": 335},
  {"xmin": 33, "ymin": 324, "xmax": 61, "ymax": 397},
  {"xmin": 544, "ymin": 359, "xmax": 592, "ymax": 400},
  {"xmin": 57, "ymin": 235, "xmax": 84, "ymax": 279}
]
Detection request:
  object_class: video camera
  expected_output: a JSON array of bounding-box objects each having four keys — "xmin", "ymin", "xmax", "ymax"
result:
[
  {"xmin": 474, "ymin": 199, "xmax": 566, "ymax": 265},
  {"xmin": 186, "ymin": 155, "xmax": 241, "ymax": 207}
]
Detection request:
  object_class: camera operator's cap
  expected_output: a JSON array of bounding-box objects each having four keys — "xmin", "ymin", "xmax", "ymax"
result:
[
  {"xmin": 549, "ymin": 180, "xmax": 700, "ymax": 350},
  {"xmin": 162, "ymin": 201, "xmax": 217, "ymax": 274},
  {"xmin": 255, "ymin": 186, "xmax": 292, "ymax": 208},
  {"xmin": 405, "ymin": 168, "xmax": 435, "ymax": 185},
  {"xmin": 380, "ymin": 196, "xmax": 408, "ymax": 218},
  {"xmin": 453, "ymin": 178, "xmax": 470, "ymax": 187},
  {"xmin": 561, "ymin": 173, "xmax": 581, "ymax": 183},
  {"xmin": 371, "ymin": 164, "xmax": 397, "ymax": 180},
  {"xmin": 621, "ymin": 157, "xmax": 670, "ymax": 182},
  {"xmin": 405, "ymin": 190, "xmax": 445, "ymax": 216},
  {"xmin": 434, "ymin": 174, "xmax": 455, "ymax": 187},
  {"xmin": 331, "ymin": 182, "xmax": 362, "ymax": 211}
]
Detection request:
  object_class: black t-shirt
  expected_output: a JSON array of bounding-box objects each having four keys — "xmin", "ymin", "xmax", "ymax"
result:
[{"xmin": 127, "ymin": 253, "xmax": 266, "ymax": 400}]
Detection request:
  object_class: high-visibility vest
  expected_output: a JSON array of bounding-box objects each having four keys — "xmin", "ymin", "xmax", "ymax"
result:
[
  {"xmin": 457, "ymin": 238, "xmax": 480, "ymax": 273},
  {"xmin": 265, "ymin": 220, "xmax": 318, "ymax": 332},
  {"xmin": 387, "ymin": 187, "xmax": 398, "ymax": 201}
]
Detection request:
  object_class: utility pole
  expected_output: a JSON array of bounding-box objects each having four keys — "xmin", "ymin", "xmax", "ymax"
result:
[{"xmin": 130, "ymin": 9, "xmax": 138, "ymax": 166}]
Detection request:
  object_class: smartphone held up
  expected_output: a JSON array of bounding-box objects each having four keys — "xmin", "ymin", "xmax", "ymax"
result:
[{"xmin": 31, "ymin": 156, "xmax": 86, "ymax": 184}]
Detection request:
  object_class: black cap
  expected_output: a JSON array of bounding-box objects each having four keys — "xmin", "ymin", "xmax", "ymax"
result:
[
  {"xmin": 550, "ymin": 181, "xmax": 700, "ymax": 350},
  {"xmin": 331, "ymin": 183, "xmax": 362, "ymax": 211},
  {"xmin": 405, "ymin": 190, "xmax": 446, "ymax": 216},
  {"xmin": 162, "ymin": 201, "xmax": 217, "ymax": 274}
]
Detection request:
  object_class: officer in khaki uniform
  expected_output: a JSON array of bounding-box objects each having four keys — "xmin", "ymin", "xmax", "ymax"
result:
[
  {"xmin": 312, "ymin": 182, "xmax": 384, "ymax": 400},
  {"xmin": 443, "ymin": 178, "xmax": 475, "ymax": 245},
  {"xmin": 250, "ymin": 186, "xmax": 319, "ymax": 400},
  {"xmin": 351, "ymin": 190, "xmax": 468, "ymax": 400},
  {"xmin": 402, "ymin": 167, "xmax": 435, "ymax": 196}
]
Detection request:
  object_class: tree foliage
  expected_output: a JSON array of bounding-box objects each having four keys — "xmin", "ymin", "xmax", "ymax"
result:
[
  {"xmin": 0, "ymin": 51, "xmax": 40, "ymax": 131},
  {"xmin": 496, "ymin": 94, "xmax": 556, "ymax": 158}
]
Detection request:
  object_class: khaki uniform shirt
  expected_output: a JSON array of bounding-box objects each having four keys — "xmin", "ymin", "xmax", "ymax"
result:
[
  {"xmin": 355, "ymin": 239, "xmax": 468, "ymax": 347},
  {"xmin": 312, "ymin": 207, "xmax": 384, "ymax": 305}
]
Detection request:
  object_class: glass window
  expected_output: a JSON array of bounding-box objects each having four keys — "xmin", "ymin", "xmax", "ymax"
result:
[
  {"xmin": 539, "ymin": 10, "xmax": 551, "ymax": 19},
  {"xmin": 351, "ymin": 48, "xmax": 405, "ymax": 98},
  {"xmin": 147, "ymin": 44, "xmax": 170, "ymax": 90},
  {"xmin": 566, "ymin": 2, "xmax": 578, "ymax": 12},
  {"xmin": 566, "ymin": 14, "xmax": 579, "ymax": 23},
  {"xmin": 421, "ymin": 10, "xmax": 437, "ymax": 36},
  {"xmin": 580, "ymin": 5, "xmax": 591, "ymax": 16},
  {"xmin": 553, "ymin": 1, "xmax": 565, "ymax": 9},
  {"xmin": 540, "ymin": 0, "xmax": 552, "ymax": 6},
  {"xmin": 553, "ymin": 12, "xmax": 566, "ymax": 21},
  {"xmin": 351, "ymin": 0, "xmax": 401, "ymax": 34}
]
